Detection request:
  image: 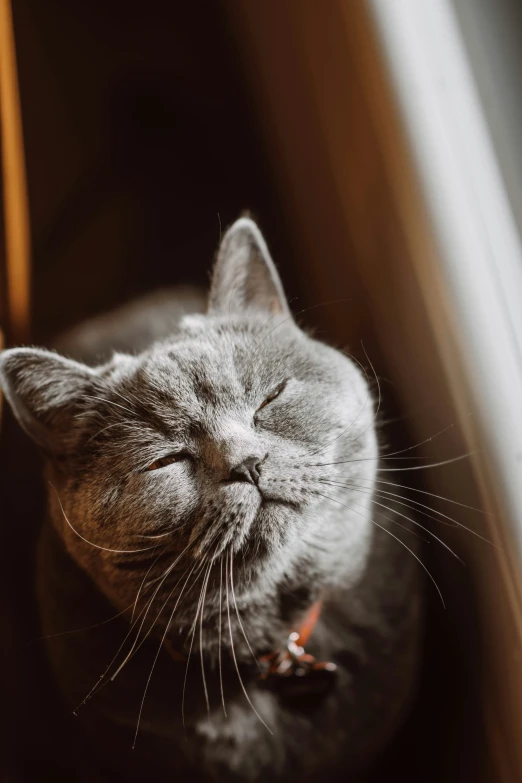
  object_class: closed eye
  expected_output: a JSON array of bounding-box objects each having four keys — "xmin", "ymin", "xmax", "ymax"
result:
[
  {"xmin": 145, "ymin": 452, "xmax": 190, "ymax": 471},
  {"xmin": 256, "ymin": 380, "xmax": 288, "ymax": 413}
]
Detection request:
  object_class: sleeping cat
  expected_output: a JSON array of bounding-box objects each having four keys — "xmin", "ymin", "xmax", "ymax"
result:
[{"xmin": 0, "ymin": 218, "xmax": 421, "ymax": 781}]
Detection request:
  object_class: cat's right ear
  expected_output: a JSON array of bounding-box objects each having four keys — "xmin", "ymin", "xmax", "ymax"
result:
[{"xmin": 0, "ymin": 347, "xmax": 98, "ymax": 454}]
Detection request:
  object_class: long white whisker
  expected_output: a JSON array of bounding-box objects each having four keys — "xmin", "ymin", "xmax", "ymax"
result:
[
  {"xmin": 321, "ymin": 482, "xmax": 463, "ymax": 562},
  {"xmin": 131, "ymin": 547, "xmax": 167, "ymax": 623},
  {"xmin": 380, "ymin": 422, "xmax": 458, "ymax": 459},
  {"xmin": 315, "ymin": 491, "xmax": 445, "ymax": 607},
  {"xmin": 32, "ymin": 605, "xmax": 131, "ymax": 643},
  {"xmin": 230, "ymin": 555, "xmax": 261, "ymax": 671},
  {"xmin": 132, "ymin": 557, "xmax": 201, "ymax": 748},
  {"xmin": 307, "ymin": 452, "xmax": 473, "ymax": 471},
  {"xmin": 226, "ymin": 551, "xmax": 273, "ymax": 734},
  {"xmin": 322, "ymin": 478, "xmax": 495, "ymax": 548},
  {"xmin": 51, "ymin": 483, "xmax": 159, "ymax": 554},
  {"xmin": 112, "ymin": 547, "xmax": 195, "ymax": 681},
  {"xmin": 355, "ymin": 476, "xmax": 491, "ymax": 514},
  {"xmin": 199, "ymin": 561, "xmax": 213, "ymax": 713},
  {"xmin": 182, "ymin": 559, "xmax": 213, "ymax": 726},
  {"xmin": 218, "ymin": 557, "xmax": 227, "ymax": 717},
  {"xmin": 135, "ymin": 530, "xmax": 175, "ymax": 540},
  {"xmin": 82, "ymin": 557, "xmax": 191, "ymax": 707},
  {"xmin": 74, "ymin": 560, "xmax": 180, "ymax": 713},
  {"xmin": 313, "ymin": 488, "xmax": 430, "ymax": 544},
  {"xmin": 375, "ymin": 453, "xmax": 474, "ymax": 472}
]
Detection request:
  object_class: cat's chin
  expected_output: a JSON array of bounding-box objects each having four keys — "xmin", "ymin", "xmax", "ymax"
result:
[{"xmin": 242, "ymin": 501, "xmax": 300, "ymax": 560}]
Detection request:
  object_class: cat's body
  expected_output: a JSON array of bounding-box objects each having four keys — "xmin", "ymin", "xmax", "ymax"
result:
[{"xmin": 1, "ymin": 219, "xmax": 422, "ymax": 781}]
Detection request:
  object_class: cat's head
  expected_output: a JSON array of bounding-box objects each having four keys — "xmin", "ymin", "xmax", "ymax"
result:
[{"xmin": 0, "ymin": 218, "xmax": 377, "ymax": 647}]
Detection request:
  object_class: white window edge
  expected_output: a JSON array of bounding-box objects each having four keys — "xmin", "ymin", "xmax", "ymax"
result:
[{"xmin": 368, "ymin": 0, "xmax": 522, "ymax": 570}]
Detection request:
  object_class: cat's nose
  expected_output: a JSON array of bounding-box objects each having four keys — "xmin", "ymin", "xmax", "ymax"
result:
[{"xmin": 227, "ymin": 455, "xmax": 262, "ymax": 486}]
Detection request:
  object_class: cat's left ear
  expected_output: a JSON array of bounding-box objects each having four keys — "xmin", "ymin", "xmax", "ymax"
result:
[{"xmin": 208, "ymin": 217, "xmax": 291, "ymax": 317}]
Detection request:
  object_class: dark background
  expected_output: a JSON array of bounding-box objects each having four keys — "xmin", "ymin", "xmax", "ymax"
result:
[
  {"xmin": 0, "ymin": 2, "xmax": 484, "ymax": 781},
  {"xmin": 13, "ymin": 0, "xmax": 300, "ymax": 344},
  {"xmin": 0, "ymin": 3, "xmax": 306, "ymax": 780}
]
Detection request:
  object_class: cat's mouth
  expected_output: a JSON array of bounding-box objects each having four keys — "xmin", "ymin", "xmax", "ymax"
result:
[
  {"xmin": 223, "ymin": 478, "xmax": 298, "ymax": 509},
  {"xmin": 242, "ymin": 482, "xmax": 300, "ymax": 512},
  {"xmin": 260, "ymin": 494, "xmax": 299, "ymax": 510},
  {"xmin": 191, "ymin": 479, "xmax": 302, "ymax": 561}
]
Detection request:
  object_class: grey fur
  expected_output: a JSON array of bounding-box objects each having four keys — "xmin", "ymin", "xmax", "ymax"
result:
[{"xmin": 0, "ymin": 217, "xmax": 421, "ymax": 782}]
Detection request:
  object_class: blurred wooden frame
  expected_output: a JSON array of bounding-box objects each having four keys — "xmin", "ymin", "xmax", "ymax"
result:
[
  {"xmin": 228, "ymin": 1, "xmax": 519, "ymax": 781},
  {"xmin": 0, "ymin": 0, "xmax": 31, "ymax": 427},
  {"xmin": 0, "ymin": 0, "xmax": 31, "ymax": 348}
]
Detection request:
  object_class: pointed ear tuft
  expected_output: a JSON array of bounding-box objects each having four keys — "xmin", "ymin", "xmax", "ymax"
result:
[
  {"xmin": 0, "ymin": 348, "xmax": 98, "ymax": 454},
  {"xmin": 208, "ymin": 217, "xmax": 290, "ymax": 317}
]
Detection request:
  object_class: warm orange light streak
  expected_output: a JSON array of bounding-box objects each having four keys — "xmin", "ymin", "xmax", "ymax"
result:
[{"xmin": 0, "ymin": 0, "xmax": 31, "ymax": 345}]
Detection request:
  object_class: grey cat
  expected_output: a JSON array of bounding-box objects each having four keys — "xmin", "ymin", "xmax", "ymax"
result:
[{"xmin": 0, "ymin": 218, "xmax": 421, "ymax": 782}]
